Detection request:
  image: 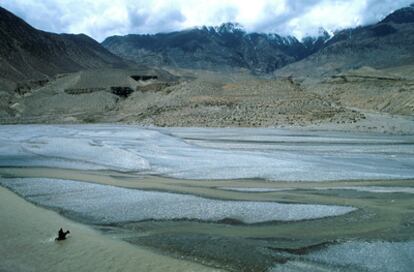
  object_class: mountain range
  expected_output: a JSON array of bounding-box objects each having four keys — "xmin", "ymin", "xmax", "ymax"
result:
[
  {"xmin": 102, "ymin": 23, "xmax": 330, "ymax": 74},
  {"xmin": 102, "ymin": 5, "xmax": 414, "ymax": 75},
  {"xmin": 1, "ymin": 4, "xmax": 414, "ymax": 81}
]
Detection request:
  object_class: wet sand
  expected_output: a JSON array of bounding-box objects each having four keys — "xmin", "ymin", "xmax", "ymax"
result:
[{"xmin": 0, "ymin": 186, "xmax": 221, "ymax": 272}]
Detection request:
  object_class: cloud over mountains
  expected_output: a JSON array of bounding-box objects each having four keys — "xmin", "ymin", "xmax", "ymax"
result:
[{"xmin": 2, "ymin": 0, "xmax": 413, "ymax": 41}]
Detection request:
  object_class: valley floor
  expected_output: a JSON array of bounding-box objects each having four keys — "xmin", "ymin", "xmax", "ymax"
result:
[
  {"xmin": 0, "ymin": 125, "xmax": 413, "ymax": 271},
  {"xmin": 1, "ymin": 67, "xmax": 413, "ymax": 135}
]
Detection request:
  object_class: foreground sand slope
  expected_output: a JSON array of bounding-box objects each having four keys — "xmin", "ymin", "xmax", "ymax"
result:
[{"xmin": 0, "ymin": 187, "xmax": 221, "ymax": 272}]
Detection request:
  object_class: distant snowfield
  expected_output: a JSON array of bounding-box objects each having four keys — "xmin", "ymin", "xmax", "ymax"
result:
[{"xmin": 0, "ymin": 124, "xmax": 414, "ymax": 181}]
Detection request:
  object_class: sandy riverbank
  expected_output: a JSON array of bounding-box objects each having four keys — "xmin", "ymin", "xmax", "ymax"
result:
[
  {"xmin": 0, "ymin": 186, "xmax": 221, "ymax": 272},
  {"xmin": 1, "ymin": 168, "xmax": 414, "ymax": 271}
]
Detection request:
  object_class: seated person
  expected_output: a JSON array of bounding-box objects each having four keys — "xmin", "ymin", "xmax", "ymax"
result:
[{"xmin": 55, "ymin": 228, "xmax": 70, "ymax": 241}]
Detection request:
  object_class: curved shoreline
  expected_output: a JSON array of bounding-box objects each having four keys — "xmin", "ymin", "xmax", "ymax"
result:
[{"xmin": 0, "ymin": 186, "xmax": 222, "ymax": 272}]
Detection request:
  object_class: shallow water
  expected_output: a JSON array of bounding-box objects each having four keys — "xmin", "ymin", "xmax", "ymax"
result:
[
  {"xmin": 219, "ymin": 187, "xmax": 293, "ymax": 192},
  {"xmin": 303, "ymin": 241, "xmax": 414, "ymax": 272},
  {"xmin": 318, "ymin": 186, "xmax": 414, "ymax": 194},
  {"xmin": 0, "ymin": 178, "xmax": 355, "ymax": 224},
  {"xmin": 0, "ymin": 125, "xmax": 414, "ymax": 181},
  {"xmin": 271, "ymin": 240, "xmax": 414, "ymax": 272}
]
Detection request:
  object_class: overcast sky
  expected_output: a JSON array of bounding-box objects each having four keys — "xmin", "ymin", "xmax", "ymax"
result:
[{"xmin": 2, "ymin": 0, "xmax": 413, "ymax": 41}]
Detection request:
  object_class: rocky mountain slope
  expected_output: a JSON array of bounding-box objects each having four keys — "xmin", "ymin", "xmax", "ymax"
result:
[
  {"xmin": 102, "ymin": 23, "xmax": 329, "ymax": 74},
  {"xmin": 276, "ymin": 5, "xmax": 414, "ymax": 78},
  {"xmin": 0, "ymin": 6, "xmax": 128, "ymax": 85}
]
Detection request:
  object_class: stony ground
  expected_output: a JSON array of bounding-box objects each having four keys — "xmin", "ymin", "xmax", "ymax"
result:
[{"xmin": 0, "ymin": 67, "xmax": 413, "ymax": 134}]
